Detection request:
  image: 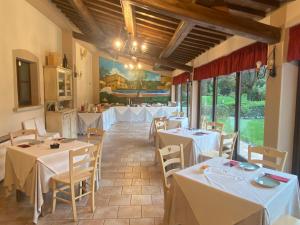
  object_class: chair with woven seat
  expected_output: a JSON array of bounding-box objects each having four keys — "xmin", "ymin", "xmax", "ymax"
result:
[
  {"xmin": 202, "ymin": 132, "xmax": 238, "ymax": 160},
  {"xmin": 206, "ymin": 121, "xmax": 224, "ymax": 133},
  {"xmin": 10, "ymin": 129, "xmax": 38, "ymax": 146},
  {"xmin": 248, "ymin": 146, "xmax": 288, "ymax": 172},
  {"xmin": 51, "ymin": 144, "xmax": 100, "ymax": 221},
  {"xmin": 86, "ymin": 127, "xmax": 105, "ymax": 188},
  {"xmin": 158, "ymin": 144, "xmax": 184, "ymax": 225}
]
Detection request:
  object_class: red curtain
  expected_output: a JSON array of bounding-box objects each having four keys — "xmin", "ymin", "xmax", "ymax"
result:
[
  {"xmin": 194, "ymin": 42, "xmax": 268, "ymax": 80},
  {"xmin": 287, "ymin": 24, "xmax": 300, "ymax": 62},
  {"xmin": 173, "ymin": 72, "xmax": 190, "ymax": 85}
]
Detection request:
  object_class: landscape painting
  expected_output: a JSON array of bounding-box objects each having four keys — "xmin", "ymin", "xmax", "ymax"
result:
[{"xmin": 99, "ymin": 57, "xmax": 171, "ymax": 104}]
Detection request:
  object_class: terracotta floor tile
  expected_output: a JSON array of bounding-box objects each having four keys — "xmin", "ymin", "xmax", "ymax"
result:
[
  {"xmin": 109, "ymin": 195, "xmax": 131, "ymax": 206},
  {"xmin": 93, "ymin": 206, "xmax": 119, "ymax": 219},
  {"xmin": 142, "ymin": 186, "xmax": 162, "ymax": 195},
  {"xmin": 131, "ymin": 195, "xmax": 152, "ymax": 205},
  {"xmin": 104, "ymin": 219, "xmax": 129, "ymax": 225},
  {"xmin": 118, "ymin": 206, "xmax": 141, "ymax": 219},
  {"xmin": 130, "ymin": 218, "xmax": 155, "ymax": 225},
  {"xmin": 122, "ymin": 186, "xmax": 142, "ymax": 195},
  {"xmin": 142, "ymin": 205, "xmax": 164, "ymax": 218}
]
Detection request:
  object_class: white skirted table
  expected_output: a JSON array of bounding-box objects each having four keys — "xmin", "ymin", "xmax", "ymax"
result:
[
  {"xmin": 4, "ymin": 140, "xmax": 93, "ymax": 224},
  {"xmin": 77, "ymin": 112, "xmax": 102, "ymax": 134},
  {"xmin": 114, "ymin": 106, "xmax": 178, "ymax": 122},
  {"xmin": 157, "ymin": 128, "xmax": 220, "ymax": 166},
  {"xmin": 169, "ymin": 157, "xmax": 300, "ymax": 225}
]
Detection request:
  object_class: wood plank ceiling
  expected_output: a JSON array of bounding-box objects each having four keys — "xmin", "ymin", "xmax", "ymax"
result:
[{"xmin": 51, "ymin": 0, "xmax": 289, "ymax": 72}]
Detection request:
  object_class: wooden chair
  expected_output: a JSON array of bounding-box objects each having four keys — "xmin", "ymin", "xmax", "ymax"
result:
[
  {"xmin": 10, "ymin": 129, "xmax": 38, "ymax": 146},
  {"xmin": 273, "ymin": 215, "xmax": 300, "ymax": 225},
  {"xmin": 158, "ymin": 144, "xmax": 184, "ymax": 225},
  {"xmin": 154, "ymin": 118, "xmax": 168, "ymax": 161},
  {"xmin": 51, "ymin": 145, "xmax": 100, "ymax": 221},
  {"xmin": 202, "ymin": 132, "xmax": 238, "ymax": 160},
  {"xmin": 171, "ymin": 111, "xmax": 184, "ymax": 117},
  {"xmin": 86, "ymin": 128, "xmax": 105, "ymax": 188},
  {"xmin": 248, "ymin": 146, "xmax": 288, "ymax": 172},
  {"xmin": 206, "ymin": 121, "xmax": 224, "ymax": 133}
]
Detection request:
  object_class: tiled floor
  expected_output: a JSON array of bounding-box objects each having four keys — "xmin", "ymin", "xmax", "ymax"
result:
[{"xmin": 0, "ymin": 122, "xmax": 164, "ymax": 225}]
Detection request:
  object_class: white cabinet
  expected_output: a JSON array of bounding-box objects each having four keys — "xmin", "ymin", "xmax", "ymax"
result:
[
  {"xmin": 44, "ymin": 66, "xmax": 73, "ymax": 102},
  {"xmin": 46, "ymin": 109, "xmax": 77, "ymax": 138}
]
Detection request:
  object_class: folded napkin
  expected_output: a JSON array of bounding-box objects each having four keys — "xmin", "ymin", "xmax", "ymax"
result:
[
  {"xmin": 17, "ymin": 144, "xmax": 30, "ymax": 148},
  {"xmin": 224, "ymin": 160, "xmax": 239, "ymax": 167},
  {"xmin": 193, "ymin": 132, "xmax": 208, "ymax": 136},
  {"xmin": 265, "ymin": 173, "xmax": 290, "ymax": 183}
]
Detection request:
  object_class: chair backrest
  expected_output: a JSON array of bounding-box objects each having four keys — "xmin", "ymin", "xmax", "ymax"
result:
[
  {"xmin": 248, "ymin": 146, "xmax": 288, "ymax": 171},
  {"xmin": 219, "ymin": 132, "xmax": 238, "ymax": 159},
  {"xmin": 200, "ymin": 116, "xmax": 207, "ymax": 129},
  {"xmin": 206, "ymin": 122, "xmax": 224, "ymax": 133},
  {"xmin": 154, "ymin": 117, "xmax": 167, "ymax": 132},
  {"xmin": 172, "ymin": 111, "xmax": 184, "ymax": 117},
  {"xmin": 10, "ymin": 129, "xmax": 38, "ymax": 145},
  {"xmin": 158, "ymin": 144, "xmax": 184, "ymax": 192},
  {"xmin": 69, "ymin": 145, "xmax": 100, "ymax": 183}
]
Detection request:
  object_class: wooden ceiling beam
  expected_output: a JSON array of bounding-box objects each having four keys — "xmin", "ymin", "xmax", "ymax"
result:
[
  {"xmin": 183, "ymin": 39, "xmax": 214, "ymax": 47},
  {"xmin": 68, "ymin": 0, "xmax": 106, "ymax": 39},
  {"xmin": 121, "ymin": 0, "xmax": 136, "ymax": 38},
  {"xmin": 159, "ymin": 21, "xmax": 195, "ymax": 58},
  {"xmin": 226, "ymin": 3, "xmax": 266, "ymax": 18},
  {"xmin": 127, "ymin": 0, "xmax": 281, "ymax": 44},
  {"xmin": 187, "ymin": 33, "xmax": 220, "ymax": 44},
  {"xmin": 73, "ymin": 32, "xmax": 192, "ymax": 72}
]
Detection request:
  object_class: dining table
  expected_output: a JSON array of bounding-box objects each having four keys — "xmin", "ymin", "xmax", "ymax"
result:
[
  {"xmin": 157, "ymin": 128, "xmax": 221, "ymax": 166},
  {"xmin": 169, "ymin": 157, "xmax": 300, "ymax": 225},
  {"xmin": 4, "ymin": 139, "xmax": 93, "ymax": 224}
]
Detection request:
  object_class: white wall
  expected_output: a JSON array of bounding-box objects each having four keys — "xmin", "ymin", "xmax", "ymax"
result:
[
  {"xmin": 0, "ymin": 0, "xmax": 62, "ymax": 136},
  {"xmin": 74, "ymin": 42, "xmax": 94, "ymax": 108}
]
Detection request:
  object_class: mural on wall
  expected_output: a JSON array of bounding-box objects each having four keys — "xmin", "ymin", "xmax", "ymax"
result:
[{"xmin": 99, "ymin": 57, "xmax": 172, "ymax": 104}]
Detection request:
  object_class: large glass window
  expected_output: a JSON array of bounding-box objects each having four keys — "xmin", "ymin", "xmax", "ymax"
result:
[
  {"xmin": 181, "ymin": 83, "xmax": 188, "ymax": 117},
  {"xmin": 216, "ymin": 73, "xmax": 236, "ymax": 133},
  {"xmin": 199, "ymin": 78, "xmax": 214, "ymax": 126},
  {"xmin": 198, "ymin": 70, "xmax": 266, "ymax": 160},
  {"xmin": 239, "ymin": 69, "xmax": 266, "ymax": 158}
]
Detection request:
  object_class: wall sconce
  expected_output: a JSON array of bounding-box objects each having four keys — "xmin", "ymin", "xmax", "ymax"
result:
[{"xmin": 256, "ymin": 46, "xmax": 276, "ymax": 79}]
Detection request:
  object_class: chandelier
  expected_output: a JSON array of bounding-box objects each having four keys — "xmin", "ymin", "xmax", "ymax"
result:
[{"xmin": 113, "ymin": 30, "xmax": 147, "ymax": 70}]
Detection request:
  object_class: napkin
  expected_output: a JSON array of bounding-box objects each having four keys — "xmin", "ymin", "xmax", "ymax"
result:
[
  {"xmin": 193, "ymin": 132, "xmax": 208, "ymax": 136},
  {"xmin": 265, "ymin": 173, "xmax": 289, "ymax": 183},
  {"xmin": 18, "ymin": 144, "xmax": 30, "ymax": 148},
  {"xmin": 224, "ymin": 160, "xmax": 239, "ymax": 167}
]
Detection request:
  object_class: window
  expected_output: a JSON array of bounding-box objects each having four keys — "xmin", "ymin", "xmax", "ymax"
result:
[
  {"xmin": 216, "ymin": 73, "xmax": 236, "ymax": 133},
  {"xmin": 17, "ymin": 59, "xmax": 32, "ymax": 106},
  {"xmin": 13, "ymin": 50, "xmax": 40, "ymax": 110},
  {"xmin": 199, "ymin": 78, "xmax": 214, "ymax": 126},
  {"xmin": 198, "ymin": 69, "xmax": 266, "ymax": 160},
  {"xmin": 181, "ymin": 82, "xmax": 188, "ymax": 117},
  {"xmin": 239, "ymin": 69, "xmax": 266, "ymax": 158}
]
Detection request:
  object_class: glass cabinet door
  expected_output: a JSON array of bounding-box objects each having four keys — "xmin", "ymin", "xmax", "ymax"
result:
[
  {"xmin": 65, "ymin": 73, "xmax": 71, "ymax": 97},
  {"xmin": 58, "ymin": 72, "xmax": 65, "ymax": 97}
]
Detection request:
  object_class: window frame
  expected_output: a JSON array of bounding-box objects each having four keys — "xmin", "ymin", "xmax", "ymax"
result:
[
  {"xmin": 12, "ymin": 49, "xmax": 41, "ymax": 111},
  {"xmin": 198, "ymin": 70, "xmax": 266, "ymax": 161}
]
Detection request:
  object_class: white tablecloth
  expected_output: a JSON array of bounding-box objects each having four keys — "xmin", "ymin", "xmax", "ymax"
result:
[
  {"xmin": 169, "ymin": 157, "xmax": 300, "ymax": 225},
  {"xmin": 4, "ymin": 140, "xmax": 92, "ymax": 224},
  {"xmin": 77, "ymin": 113, "xmax": 102, "ymax": 134},
  {"xmin": 114, "ymin": 106, "xmax": 178, "ymax": 122},
  {"xmin": 148, "ymin": 117, "xmax": 189, "ymax": 143},
  {"xmin": 157, "ymin": 128, "xmax": 220, "ymax": 166},
  {"xmin": 102, "ymin": 108, "xmax": 117, "ymax": 130}
]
